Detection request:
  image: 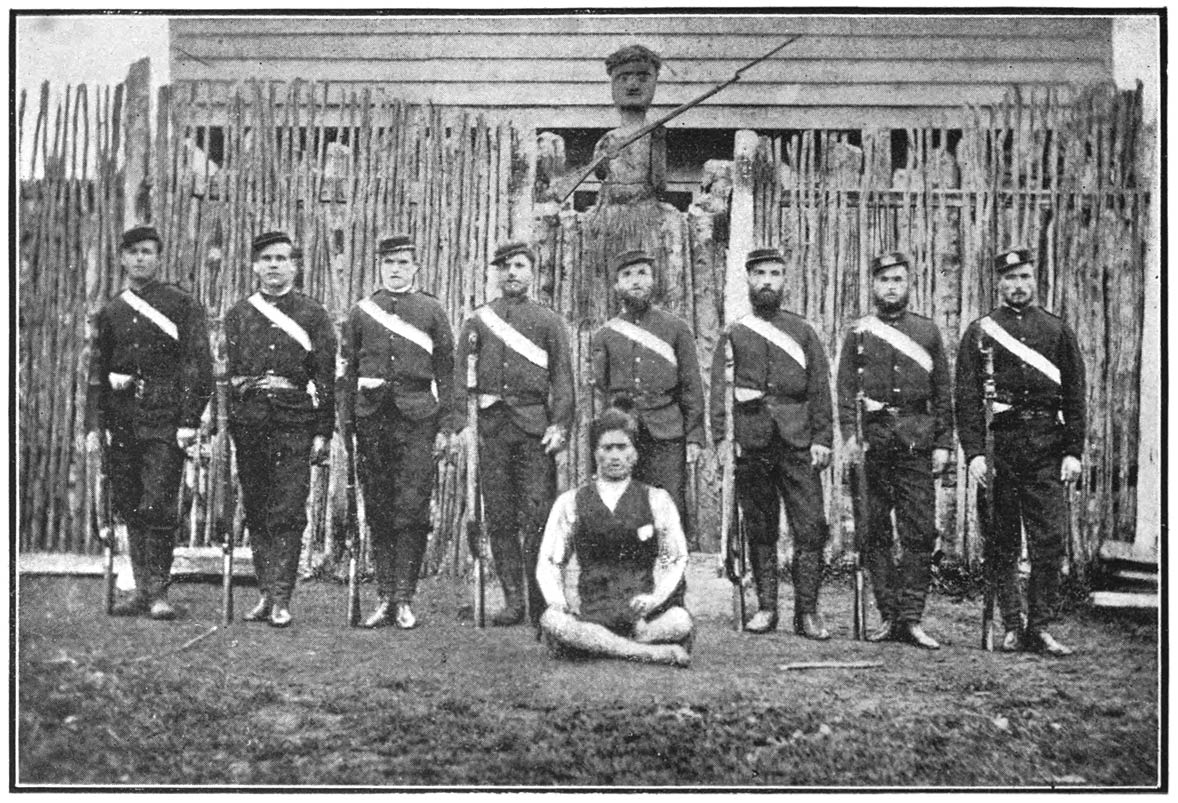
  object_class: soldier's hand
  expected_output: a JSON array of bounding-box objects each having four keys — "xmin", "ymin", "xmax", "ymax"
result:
[
  {"xmin": 547, "ymin": 600, "xmax": 570, "ymax": 616},
  {"xmin": 310, "ymin": 435, "xmax": 330, "ymax": 465},
  {"xmin": 176, "ymin": 427, "xmax": 199, "ymax": 451},
  {"xmin": 969, "ymin": 455, "xmax": 988, "ymax": 486},
  {"xmin": 842, "ymin": 436, "xmax": 862, "ymax": 464},
  {"xmin": 686, "ymin": 443, "xmax": 702, "ymax": 465},
  {"xmin": 1060, "ymin": 455, "xmax": 1082, "ymax": 485},
  {"xmin": 85, "ymin": 430, "xmax": 102, "ymax": 454},
  {"xmin": 629, "ymin": 593, "xmax": 658, "ymax": 618},
  {"xmin": 541, "ymin": 425, "xmax": 567, "ymax": 455},
  {"xmin": 810, "ymin": 443, "xmax": 832, "ymax": 470},
  {"xmin": 594, "ymin": 155, "xmax": 612, "ymax": 181},
  {"xmin": 932, "ymin": 448, "xmax": 951, "ymax": 475}
]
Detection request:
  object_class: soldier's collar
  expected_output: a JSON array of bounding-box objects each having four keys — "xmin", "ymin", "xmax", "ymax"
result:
[
  {"xmin": 260, "ymin": 287, "xmax": 294, "ymax": 300},
  {"xmin": 874, "ymin": 307, "xmax": 907, "ymax": 323},
  {"xmin": 498, "ymin": 293, "xmax": 529, "ymax": 305}
]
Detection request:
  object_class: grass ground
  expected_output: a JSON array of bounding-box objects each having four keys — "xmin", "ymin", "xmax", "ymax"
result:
[{"xmin": 14, "ymin": 560, "xmax": 1160, "ymax": 788}]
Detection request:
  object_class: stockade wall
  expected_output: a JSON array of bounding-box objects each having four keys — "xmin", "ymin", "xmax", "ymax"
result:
[
  {"xmin": 749, "ymin": 85, "xmax": 1147, "ymax": 568},
  {"xmin": 18, "ymin": 78, "xmax": 1149, "ymax": 577}
]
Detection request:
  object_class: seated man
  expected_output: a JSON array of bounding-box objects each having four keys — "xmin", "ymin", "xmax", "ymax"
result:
[{"xmin": 536, "ymin": 406, "xmax": 693, "ymax": 668}]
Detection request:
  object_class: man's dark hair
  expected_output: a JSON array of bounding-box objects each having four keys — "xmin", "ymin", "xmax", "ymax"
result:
[{"xmin": 589, "ymin": 406, "xmax": 639, "ymax": 452}]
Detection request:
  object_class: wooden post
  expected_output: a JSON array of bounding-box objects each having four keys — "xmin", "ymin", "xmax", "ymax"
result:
[
  {"xmin": 725, "ymin": 130, "xmax": 758, "ymax": 325},
  {"xmin": 122, "ymin": 58, "xmax": 151, "ymax": 226},
  {"xmin": 1131, "ymin": 122, "xmax": 1160, "ymax": 564}
]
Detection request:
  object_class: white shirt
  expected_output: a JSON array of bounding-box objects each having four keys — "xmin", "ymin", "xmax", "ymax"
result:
[{"xmin": 535, "ymin": 477, "xmax": 688, "ymax": 612}]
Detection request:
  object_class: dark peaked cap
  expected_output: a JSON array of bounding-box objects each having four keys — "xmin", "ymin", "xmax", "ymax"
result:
[
  {"xmin": 605, "ymin": 44, "xmax": 662, "ymax": 75},
  {"xmin": 378, "ymin": 235, "xmax": 416, "ymax": 255},
  {"xmin": 610, "ymin": 249, "xmax": 653, "ymax": 275},
  {"xmin": 492, "ymin": 240, "xmax": 536, "ymax": 266},
  {"xmin": 871, "ymin": 251, "xmax": 909, "ymax": 274},
  {"xmin": 745, "ymin": 247, "xmax": 786, "ymax": 269},
  {"xmin": 121, "ymin": 225, "xmax": 161, "ymax": 249},
  {"xmin": 994, "ymin": 248, "xmax": 1034, "ymax": 273},
  {"xmin": 252, "ymin": 230, "xmax": 293, "ymax": 256}
]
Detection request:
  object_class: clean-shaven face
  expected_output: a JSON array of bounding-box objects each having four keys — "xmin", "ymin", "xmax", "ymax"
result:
[
  {"xmin": 121, "ymin": 240, "xmax": 161, "ymax": 285},
  {"xmin": 379, "ymin": 249, "xmax": 419, "ymax": 292},
  {"xmin": 496, "ymin": 253, "xmax": 535, "ymax": 298},
  {"xmin": 595, "ymin": 429, "xmax": 638, "ymax": 481},
  {"xmin": 253, "ymin": 242, "xmax": 296, "ymax": 295}
]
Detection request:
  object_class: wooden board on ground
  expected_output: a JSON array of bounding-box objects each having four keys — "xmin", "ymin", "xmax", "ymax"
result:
[{"xmin": 1088, "ymin": 591, "xmax": 1158, "ymax": 610}]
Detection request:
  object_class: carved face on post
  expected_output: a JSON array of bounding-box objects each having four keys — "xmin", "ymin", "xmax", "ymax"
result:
[{"xmin": 610, "ymin": 62, "xmax": 658, "ymax": 112}]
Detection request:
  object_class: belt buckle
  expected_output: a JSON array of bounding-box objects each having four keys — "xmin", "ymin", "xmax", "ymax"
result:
[
  {"xmin": 883, "ymin": 405, "xmax": 900, "ymax": 415},
  {"xmin": 134, "ymin": 378, "xmax": 145, "ymax": 400},
  {"xmin": 1017, "ymin": 409, "xmax": 1037, "ymax": 421}
]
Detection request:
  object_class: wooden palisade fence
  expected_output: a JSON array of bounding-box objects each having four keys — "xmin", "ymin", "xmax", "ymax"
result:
[{"xmin": 18, "ymin": 76, "xmax": 1149, "ymax": 581}]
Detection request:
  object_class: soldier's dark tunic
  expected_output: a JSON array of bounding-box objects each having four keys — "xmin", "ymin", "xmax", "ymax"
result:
[
  {"xmin": 341, "ymin": 288, "xmax": 455, "ymax": 604},
  {"xmin": 225, "ymin": 289, "xmax": 337, "ymax": 609},
  {"xmin": 955, "ymin": 304, "xmax": 1086, "ymax": 633},
  {"xmin": 591, "ymin": 305, "xmax": 704, "ymax": 518},
  {"xmin": 456, "ymin": 295, "xmax": 574, "ymax": 624},
  {"xmin": 86, "ymin": 280, "xmax": 213, "ymax": 602},
  {"xmin": 710, "ymin": 308, "xmax": 833, "ymax": 617},
  {"xmin": 836, "ymin": 310, "xmax": 952, "ymax": 625}
]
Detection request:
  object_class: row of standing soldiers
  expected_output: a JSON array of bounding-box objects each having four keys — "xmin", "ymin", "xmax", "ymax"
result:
[{"xmin": 86, "ymin": 225, "xmax": 1085, "ymax": 656}]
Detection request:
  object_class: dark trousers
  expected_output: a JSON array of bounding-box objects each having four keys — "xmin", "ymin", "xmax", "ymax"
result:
[
  {"xmin": 232, "ymin": 424, "xmax": 314, "ymax": 607},
  {"xmin": 356, "ymin": 411, "xmax": 437, "ymax": 603},
  {"xmin": 981, "ymin": 426, "xmax": 1069, "ymax": 633},
  {"xmin": 737, "ymin": 434, "xmax": 830, "ymax": 614},
  {"xmin": 108, "ymin": 432, "xmax": 184, "ymax": 601},
  {"xmin": 633, "ymin": 426, "xmax": 686, "ymax": 519},
  {"xmin": 479, "ymin": 407, "xmax": 554, "ymax": 622},
  {"xmin": 855, "ymin": 446, "xmax": 937, "ymax": 624}
]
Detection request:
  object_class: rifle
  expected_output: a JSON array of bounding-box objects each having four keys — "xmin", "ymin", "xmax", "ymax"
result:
[
  {"xmin": 211, "ymin": 370, "xmax": 234, "ymax": 625},
  {"xmin": 979, "ymin": 337, "xmax": 997, "ymax": 651},
  {"xmin": 89, "ymin": 431, "xmax": 115, "ymax": 615},
  {"xmin": 345, "ymin": 429, "xmax": 362, "ymax": 627},
  {"xmin": 719, "ymin": 339, "xmax": 747, "ymax": 631},
  {"xmin": 556, "ymin": 36, "xmax": 801, "ymax": 203},
  {"xmin": 850, "ymin": 328, "xmax": 870, "ymax": 641},
  {"xmin": 465, "ymin": 330, "xmax": 487, "ymax": 628}
]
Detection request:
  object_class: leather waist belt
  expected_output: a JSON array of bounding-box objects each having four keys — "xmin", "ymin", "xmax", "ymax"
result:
[
  {"xmin": 232, "ymin": 373, "xmax": 305, "ymax": 393},
  {"xmin": 481, "ymin": 393, "xmax": 546, "ymax": 409},
  {"xmin": 994, "ymin": 407, "xmax": 1059, "ymax": 423},
  {"xmin": 866, "ymin": 401, "xmax": 929, "ymax": 416},
  {"xmin": 389, "ymin": 378, "xmax": 433, "ymax": 392}
]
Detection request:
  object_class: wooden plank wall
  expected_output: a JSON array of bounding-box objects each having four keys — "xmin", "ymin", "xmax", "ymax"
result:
[
  {"xmin": 751, "ymin": 85, "xmax": 1148, "ymax": 569},
  {"xmin": 170, "ymin": 15, "xmax": 1112, "ymax": 130}
]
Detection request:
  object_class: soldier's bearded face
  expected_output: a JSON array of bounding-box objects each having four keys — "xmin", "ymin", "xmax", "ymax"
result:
[
  {"xmin": 872, "ymin": 265, "xmax": 910, "ymax": 312},
  {"xmin": 496, "ymin": 254, "xmax": 534, "ymax": 298},
  {"xmin": 595, "ymin": 429, "xmax": 638, "ymax": 480},
  {"xmin": 379, "ymin": 250, "xmax": 419, "ymax": 292},
  {"xmin": 614, "ymin": 262, "xmax": 654, "ymax": 307},
  {"xmin": 610, "ymin": 64, "xmax": 658, "ymax": 111},
  {"xmin": 121, "ymin": 240, "xmax": 160, "ymax": 285},
  {"xmin": 747, "ymin": 261, "xmax": 786, "ymax": 308},
  {"xmin": 998, "ymin": 264, "xmax": 1036, "ymax": 308},
  {"xmin": 252, "ymin": 243, "xmax": 297, "ymax": 295}
]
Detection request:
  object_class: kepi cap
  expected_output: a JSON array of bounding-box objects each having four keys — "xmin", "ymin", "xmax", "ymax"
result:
[
  {"xmin": 871, "ymin": 251, "xmax": 909, "ymax": 275},
  {"xmin": 994, "ymin": 248, "xmax": 1034, "ymax": 273},
  {"xmin": 492, "ymin": 240, "xmax": 536, "ymax": 266},
  {"xmin": 378, "ymin": 235, "xmax": 416, "ymax": 256},
  {"xmin": 121, "ymin": 225, "xmax": 161, "ymax": 249},
  {"xmin": 745, "ymin": 247, "xmax": 786, "ymax": 270},
  {"xmin": 605, "ymin": 44, "xmax": 662, "ymax": 75},
  {"xmin": 610, "ymin": 249, "xmax": 653, "ymax": 275},
  {"xmin": 252, "ymin": 230, "xmax": 293, "ymax": 257}
]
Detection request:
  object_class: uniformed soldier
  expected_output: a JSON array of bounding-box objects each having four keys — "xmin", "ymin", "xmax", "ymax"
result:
[
  {"xmin": 455, "ymin": 240, "xmax": 574, "ymax": 628},
  {"xmin": 225, "ymin": 231, "xmax": 337, "ymax": 628},
  {"xmin": 836, "ymin": 252, "xmax": 952, "ymax": 650},
  {"xmin": 340, "ymin": 235, "xmax": 456, "ymax": 629},
  {"xmin": 85, "ymin": 225, "xmax": 214, "ymax": 619},
  {"xmin": 710, "ymin": 247, "xmax": 834, "ymax": 637},
  {"xmin": 591, "ymin": 249, "xmax": 705, "ymax": 520},
  {"xmin": 956, "ymin": 248, "xmax": 1085, "ymax": 657}
]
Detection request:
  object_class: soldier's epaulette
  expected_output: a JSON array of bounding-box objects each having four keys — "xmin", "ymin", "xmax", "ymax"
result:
[
  {"xmin": 417, "ymin": 290, "xmax": 438, "ymax": 299},
  {"xmin": 163, "ymin": 281, "xmax": 195, "ymax": 296},
  {"xmin": 907, "ymin": 310, "xmax": 933, "ymax": 323},
  {"xmin": 1036, "ymin": 306, "xmax": 1062, "ymax": 321}
]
